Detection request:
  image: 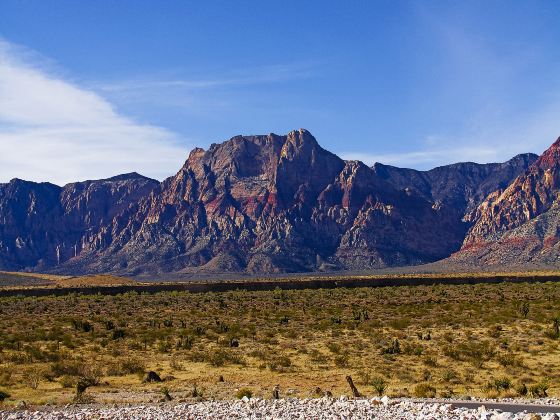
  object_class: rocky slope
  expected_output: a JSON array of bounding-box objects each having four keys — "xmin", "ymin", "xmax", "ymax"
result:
[
  {"xmin": 452, "ymin": 137, "xmax": 560, "ymax": 266},
  {"xmin": 373, "ymin": 153, "xmax": 537, "ymax": 219},
  {"xmin": 0, "ymin": 129, "xmax": 539, "ymax": 275}
]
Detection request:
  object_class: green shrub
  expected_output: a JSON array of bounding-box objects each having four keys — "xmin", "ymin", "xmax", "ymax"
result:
[{"xmin": 371, "ymin": 376, "xmax": 387, "ymax": 396}]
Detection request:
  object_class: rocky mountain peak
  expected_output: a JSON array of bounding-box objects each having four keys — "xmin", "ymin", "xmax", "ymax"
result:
[{"xmin": 532, "ymin": 136, "xmax": 560, "ymax": 171}]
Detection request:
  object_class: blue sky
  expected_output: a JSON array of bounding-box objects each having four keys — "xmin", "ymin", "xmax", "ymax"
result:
[{"xmin": 1, "ymin": 1, "xmax": 560, "ymax": 184}]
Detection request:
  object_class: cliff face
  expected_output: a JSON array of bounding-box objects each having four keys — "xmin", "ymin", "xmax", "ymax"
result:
[
  {"xmin": 0, "ymin": 129, "xmax": 540, "ymax": 275},
  {"xmin": 373, "ymin": 153, "xmax": 538, "ymax": 219},
  {"xmin": 0, "ymin": 174, "xmax": 158, "ymax": 271},
  {"xmin": 450, "ymin": 137, "xmax": 560, "ymax": 266}
]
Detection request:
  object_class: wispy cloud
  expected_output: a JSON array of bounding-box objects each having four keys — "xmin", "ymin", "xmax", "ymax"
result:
[
  {"xmin": 95, "ymin": 63, "xmax": 314, "ymax": 93},
  {"xmin": 0, "ymin": 39, "xmax": 190, "ymax": 185},
  {"xmin": 342, "ymin": 101, "xmax": 560, "ymax": 169},
  {"xmin": 341, "ymin": 146, "xmax": 499, "ymax": 169}
]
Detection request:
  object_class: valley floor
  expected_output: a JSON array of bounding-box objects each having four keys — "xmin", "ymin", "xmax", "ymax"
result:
[{"xmin": 0, "ymin": 280, "xmax": 559, "ymax": 412}]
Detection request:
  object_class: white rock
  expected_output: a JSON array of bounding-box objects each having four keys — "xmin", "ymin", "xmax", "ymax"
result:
[{"xmin": 492, "ymin": 412, "xmax": 515, "ymax": 420}]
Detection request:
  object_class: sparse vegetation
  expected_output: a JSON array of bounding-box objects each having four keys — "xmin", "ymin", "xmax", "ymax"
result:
[
  {"xmin": 413, "ymin": 383, "xmax": 437, "ymax": 398},
  {"xmin": 0, "ymin": 281, "xmax": 558, "ymax": 405}
]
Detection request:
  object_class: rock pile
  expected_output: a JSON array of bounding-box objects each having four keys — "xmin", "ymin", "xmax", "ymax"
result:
[{"xmin": 1, "ymin": 397, "xmax": 559, "ymax": 420}]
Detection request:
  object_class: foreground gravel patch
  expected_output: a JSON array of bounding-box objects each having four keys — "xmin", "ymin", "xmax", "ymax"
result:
[{"xmin": 2, "ymin": 397, "xmax": 559, "ymax": 420}]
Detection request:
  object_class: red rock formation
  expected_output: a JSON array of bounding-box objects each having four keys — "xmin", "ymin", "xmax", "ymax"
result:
[{"xmin": 464, "ymin": 137, "xmax": 560, "ymax": 245}]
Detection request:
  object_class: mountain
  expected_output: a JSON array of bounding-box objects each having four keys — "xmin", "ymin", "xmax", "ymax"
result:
[
  {"xmin": 0, "ymin": 129, "xmax": 538, "ymax": 275},
  {"xmin": 0, "ymin": 174, "xmax": 158, "ymax": 271},
  {"xmin": 452, "ymin": 137, "xmax": 560, "ymax": 267},
  {"xmin": 373, "ymin": 154, "xmax": 538, "ymax": 219}
]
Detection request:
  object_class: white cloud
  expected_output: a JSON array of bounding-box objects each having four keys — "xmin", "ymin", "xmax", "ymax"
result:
[
  {"xmin": 341, "ymin": 98, "xmax": 560, "ymax": 170},
  {"xmin": 0, "ymin": 39, "xmax": 190, "ymax": 185},
  {"xmin": 341, "ymin": 146, "xmax": 499, "ymax": 169}
]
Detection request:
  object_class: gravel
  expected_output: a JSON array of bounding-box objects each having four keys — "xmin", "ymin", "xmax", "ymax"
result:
[{"xmin": 1, "ymin": 397, "xmax": 559, "ymax": 420}]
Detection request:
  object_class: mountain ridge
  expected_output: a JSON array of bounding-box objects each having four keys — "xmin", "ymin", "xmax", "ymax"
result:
[{"xmin": 0, "ymin": 129, "xmax": 545, "ymax": 275}]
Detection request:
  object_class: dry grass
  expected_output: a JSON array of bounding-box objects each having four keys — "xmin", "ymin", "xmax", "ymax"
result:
[
  {"xmin": 51, "ymin": 275, "xmax": 137, "ymax": 287},
  {"xmin": 0, "ymin": 281, "xmax": 558, "ymax": 406},
  {"xmin": 0, "ymin": 271, "xmax": 136, "ymax": 288}
]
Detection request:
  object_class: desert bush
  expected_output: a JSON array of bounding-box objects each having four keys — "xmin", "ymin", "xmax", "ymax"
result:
[
  {"xmin": 112, "ymin": 329, "xmax": 126, "ymax": 340},
  {"xmin": 176, "ymin": 335, "xmax": 195, "ymax": 350},
  {"xmin": 268, "ymin": 354, "xmax": 292, "ymax": 371},
  {"xmin": 0, "ymin": 367, "xmax": 12, "ymax": 386},
  {"xmin": 423, "ymin": 355, "xmax": 438, "ymax": 367},
  {"xmin": 23, "ymin": 367, "xmax": 43, "ymax": 389},
  {"xmin": 545, "ymin": 317, "xmax": 560, "ymax": 339},
  {"xmin": 486, "ymin": 377, "xmax": 512, "ymax": 392},
  {"xmin": 50, "ymin": 359, "xmax": 88, "ymax": 377},
  {"xmin": 413, "ymin": 383, "xmax": 436, "ymax": 398},
  {"xmin": 518, "ymin": 302, "xmax": 530, "ymax": 318},
  {"xmin": 371, "ymin": 376, "xmax": 387, "ymax": 396},
  {"xmin": 236, "ymin": 388, "xmax": 253, "ymax": 399},
  {"xmin": 157, "ymin": 340, "xmax": 172, "ymax": 353},
  {"xmin": 403, "ymin": 342, "xmax": 423, "ymax": 356},
  {"xmin": 206, "ymin": 349, "xmax": 245, "ymax": 367},
  {"xmin": 327, "ymin": 342, "xmax": 341, "ymax": 354},
  {"xmin": 381, "ymin": 339, "xmax": 401, "ymax": 355},
  {"xmin": 0, "ymin": 390, "xmax": 10, "ymax": 402},
  {"xmin": 516, "ymin": 382, "xmax": 528, "ymax": 396},
  {"xmin": 488, "ymin": 325, "xmax": 502, "ymax": 338},
  {"xmin": 71, "ymin": 319, "xmax": 93, "ymax": 332},
  {"xmin": 59, "ymin": 375, "xmax": 76, "ymax": 388},
  {"xmin": 389, "ymin": 318, "xmax": 410, "ymax": 330},
  {"xmin": 529, "ymin": 382, "xmax": 549, "ymax": 397},
  {"xmin": 334, "ymin": 352, "xmax": 349, "ymax": 368},
  {"xmin": 308, "ymin": 349, "xmax": 328, "ymax": 364},
  {"xmin": 441, "ymin": 369, "xmax": 458, "ymax": 383},
  {"xmin": 190, "ymin": 383, "xmax": 204, "ymax": 398},
  {"xmin": 170, "ymin": 356, "xmax": 184, "ymax": 371},
  {"xmin": 440, "ymin": 387, "xmax": 455, "ymax": 398},
  {"xmin": 161, "ymin": 386, "xmax": 173, "ymax": 401},
  {"xmin": 118, "ymin": 357, "xmax": 146, "ymax": 375}
]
